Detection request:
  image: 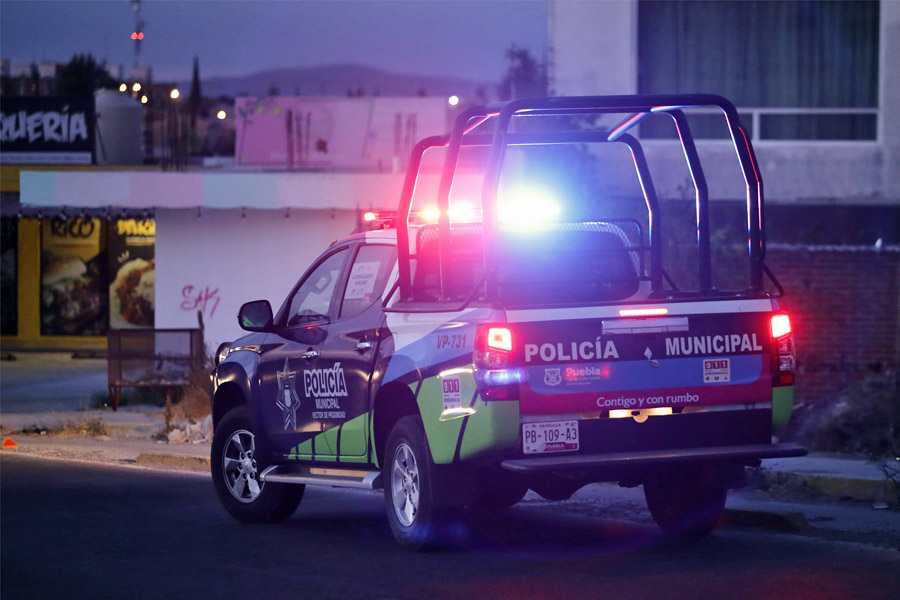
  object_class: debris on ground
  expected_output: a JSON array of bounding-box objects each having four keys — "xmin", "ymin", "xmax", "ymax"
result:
[{"xmin": 167, "ymin": 414, "xmax": 212, "ymax": 444}]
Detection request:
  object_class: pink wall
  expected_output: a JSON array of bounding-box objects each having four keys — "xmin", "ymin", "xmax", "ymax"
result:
[{"xmin": 235, "ymin": 96, "xmax": 447, "ymax": 170}]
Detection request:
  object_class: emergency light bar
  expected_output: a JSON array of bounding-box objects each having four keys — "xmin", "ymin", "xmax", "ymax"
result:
[{"xmin": 365, "ymin": 191, "xmax": 560, "ymax": 232}]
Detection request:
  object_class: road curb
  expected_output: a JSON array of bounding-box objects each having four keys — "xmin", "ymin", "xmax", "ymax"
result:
[
  {"xmin": 759, "ymin": 470, "xmax": 898, "ymax": 502},
  {"xmin": 724, "ymin": 508, "xmax": 810, "ymax": 532},
  {"xmin": 136, "ymin": 452, "xmax": 210, "ymax": 472}
]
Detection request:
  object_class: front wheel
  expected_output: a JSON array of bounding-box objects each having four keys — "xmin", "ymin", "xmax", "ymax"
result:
[
  {"xmin": 384, "ymin": 415, "xmax": 443, "ymax": 550},
  {"xmin": 643, "ymin": 466, "xmax": 727, "ymax": 537},
  {"xmin": 211, "ymin": 406, "xmax": 304, "ymax": 523}
]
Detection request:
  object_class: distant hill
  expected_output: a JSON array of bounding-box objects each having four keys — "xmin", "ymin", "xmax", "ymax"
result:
[{"xmin": 189, "ymin": 63, "xmax": 496, "ymax": 99}]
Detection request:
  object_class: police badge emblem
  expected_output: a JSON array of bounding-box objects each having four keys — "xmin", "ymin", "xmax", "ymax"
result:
[
  {"xmin": 544, "ymin": 367, "xmax": 562, "ymax": 386},
  {"xmin": 276, "ymin": 359, "xmax": 300, "ymax": 430}
]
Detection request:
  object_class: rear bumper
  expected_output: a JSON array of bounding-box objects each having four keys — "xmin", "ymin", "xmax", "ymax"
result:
[{"xmin": 501, "ymin": 442, "xmax": 807, "ymax": 474}]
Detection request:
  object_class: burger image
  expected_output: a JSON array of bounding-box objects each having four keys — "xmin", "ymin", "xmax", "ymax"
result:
[
  {"xmin": 41, "ymin": 252, "xmax": 102, "ymax": 330},
  {"xmin": 110, "ymin": 258, "xmax": 155, "ymax": 328}
]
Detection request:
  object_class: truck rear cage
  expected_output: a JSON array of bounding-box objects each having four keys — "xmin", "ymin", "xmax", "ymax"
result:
[{"xmin": 394, "ymin": 94, "xmax": 777, "ymax": 308}]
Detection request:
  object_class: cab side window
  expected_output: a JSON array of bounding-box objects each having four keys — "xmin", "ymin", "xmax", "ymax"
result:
[
  {"xmin": 338, "ymin": 245, "xmax": 395, "ymax": 320},
  {"xmin": 284, "ymin": 249, "xmax": 347, "ymax": 326}
]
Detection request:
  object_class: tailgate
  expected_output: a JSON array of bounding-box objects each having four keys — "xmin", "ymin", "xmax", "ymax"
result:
[{"xmin": 509, "ymin": 304, "xmax": 775, "ymax": 416}]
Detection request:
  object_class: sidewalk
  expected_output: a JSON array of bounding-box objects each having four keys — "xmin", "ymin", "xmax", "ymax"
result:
[
  {"xmin": 1, "ymin": 352, "xmax": 210, "ymax": 469},
  {"xmin": 1, "ymin": 352, "xmax": 898, "ymax": 504},
  {"xmin": 757, "ymin": 453, "xmax": 898, "ymax": 504}
]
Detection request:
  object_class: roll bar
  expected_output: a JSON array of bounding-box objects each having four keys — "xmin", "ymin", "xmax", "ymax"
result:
[{"xmin": 396, "ymin": 94, "xmax": 765, "ymax": 302}]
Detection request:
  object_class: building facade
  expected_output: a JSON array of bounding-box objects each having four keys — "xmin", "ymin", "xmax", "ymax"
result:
[{"xmin": 549, "ymin": 0, "xmax": 900, "ymax": 403}]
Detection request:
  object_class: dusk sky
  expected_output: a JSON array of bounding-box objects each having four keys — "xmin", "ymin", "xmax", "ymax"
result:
[{"xmin": 1, "ymin": 0, "xmax": 548, "ymax": 84}]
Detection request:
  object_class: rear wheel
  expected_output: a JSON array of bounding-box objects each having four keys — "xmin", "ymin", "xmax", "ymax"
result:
[
  {"xmin": 643, "ymin": 466, "xmax": 727, "ymax": 537},
  {"xmin": 211, "ymin": 406, "xmax": 304, "ymax": 523},
  {"xmin": 384, "ymin": 415, "xmax": 443, "ymax": 550}
]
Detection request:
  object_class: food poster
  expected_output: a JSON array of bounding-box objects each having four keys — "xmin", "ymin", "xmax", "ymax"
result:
[
  {"xmin": 40, "ymin": 218, "xmax": 107, "ymax": 336},
  {"xmin": 108, "ymin": 219, "xmax": 155, "ymax": 329}
]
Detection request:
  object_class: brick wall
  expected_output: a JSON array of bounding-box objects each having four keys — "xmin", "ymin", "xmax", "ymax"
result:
[{"xmin": 766, "ymin": 246, "xmax": 900, "ymax": 403}]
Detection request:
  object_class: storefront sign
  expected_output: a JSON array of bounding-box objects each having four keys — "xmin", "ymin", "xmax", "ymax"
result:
[{"xmin": 0, "ymin": 96, "xmax": 95, "ymax": 165}]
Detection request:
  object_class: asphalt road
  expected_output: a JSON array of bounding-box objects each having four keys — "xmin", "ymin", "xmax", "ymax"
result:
[{"xmin": 2, "ymin": 455, "xmax": 898, "ymax": 600}]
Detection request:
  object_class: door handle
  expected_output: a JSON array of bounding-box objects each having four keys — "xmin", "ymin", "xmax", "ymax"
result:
[
  {"xmin": 300, "ymin": 349, "xmax": 319, "ymax": 360},
  {"xmin": 355, "ymin": 340, "xmax": 373, "ymax": 353}
]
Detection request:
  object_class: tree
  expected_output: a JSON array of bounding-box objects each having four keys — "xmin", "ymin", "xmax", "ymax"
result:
[
  {"xmin": 499, "ymin": 44, "xmax": 546, "ymax": 100},
  {"xmin": 55, "ymin": 54, "xmax": 117, "ymax": 96},
  {"xmin": 189, "ymin": 56, "xmax": 203, "ymax": 129}
]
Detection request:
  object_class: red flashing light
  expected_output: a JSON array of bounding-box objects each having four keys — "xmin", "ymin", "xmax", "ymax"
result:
[
  {"xmin": 131, "ymin": 32, "xmax": 144, "ymax": 40},
  {"xmin": 771, "ymin": 314, "xmax": 792, "ymax": 339},
  {"xmin": 420, "ymin": 206, "xmax": 440, "ymax": 222},
  {"xmin": 361, "ymin": 211, "xmax": 397, "ymax": 229},
  {"xmin": 487, "ymin": 327, "xmax": 513, "ymax": 352},
  {"xmin": 619, "ymin": 307, "xmax": 669, "ymax": 318}
]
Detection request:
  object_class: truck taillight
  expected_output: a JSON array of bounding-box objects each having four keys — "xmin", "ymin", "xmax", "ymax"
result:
[
  {"xmin": 770, "ymin": 312, "xmax": 795, "ymax": 386},
  {"xmin": 487, "ymin": 327, "xmax": 513, "ymax": 352},
  {"xmin": 771, "ymin": 314, "xmax": 791, "ymax": 339},
  {"xmin": 474, "ymin": 324, "xmax": 520, "ymax": 400}
]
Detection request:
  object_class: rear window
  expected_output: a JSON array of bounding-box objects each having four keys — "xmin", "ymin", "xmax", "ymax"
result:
[{"xmin": 412, "ymin": 222, "xmax": 643, "ymax": 306}]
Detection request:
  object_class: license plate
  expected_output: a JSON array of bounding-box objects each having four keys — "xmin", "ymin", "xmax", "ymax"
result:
[{"xmin": 523, "ymin": 420, "xmax": 579, "ymax": 455}]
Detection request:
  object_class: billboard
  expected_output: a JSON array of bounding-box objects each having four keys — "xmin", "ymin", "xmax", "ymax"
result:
[
  {"xmin": 0, "ymin": 96, "xmax": 95, "ymax": 164},
  {"xmin": 235, "ymin": 97, "xmax": 446, "ymax": 171}
]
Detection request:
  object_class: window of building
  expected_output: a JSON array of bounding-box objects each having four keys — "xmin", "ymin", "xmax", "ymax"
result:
[{"xmin": 638, "ymin": 0, "xmax": 879, "ymax": 140}]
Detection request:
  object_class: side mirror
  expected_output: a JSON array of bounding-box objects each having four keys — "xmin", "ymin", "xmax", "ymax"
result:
[{"xmin": 238, "ymin": 300, "xmax": 274, "ymax": 332}]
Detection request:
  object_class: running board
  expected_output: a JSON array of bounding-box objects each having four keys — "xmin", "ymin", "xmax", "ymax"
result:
[{"xmin": 259, "ymin": 466, "xmax": 382, "ymax": 489}]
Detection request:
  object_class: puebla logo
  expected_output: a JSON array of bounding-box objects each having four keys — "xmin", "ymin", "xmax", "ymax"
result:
[
  {"xmin": 544, "ymin": 367, "xmax": 562, "ymax": 386},
  {"xmin": 276, "ymin": 359, "xmax": 300, "ymax": 431}
]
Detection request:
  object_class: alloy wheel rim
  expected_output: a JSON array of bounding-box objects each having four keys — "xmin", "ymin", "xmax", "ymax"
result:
[
  {"xmin": 223, "ymin": 429, "xmax": 263, "ymax": 503},
  {"xmin": 390, "ymin": 442, "xmax": 420, "ymax": 527}
]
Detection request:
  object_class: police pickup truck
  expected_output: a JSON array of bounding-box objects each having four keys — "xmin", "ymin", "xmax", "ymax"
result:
[{"xmin": 210, "ymin": 94, "xmax": 804, "ymax": 548}]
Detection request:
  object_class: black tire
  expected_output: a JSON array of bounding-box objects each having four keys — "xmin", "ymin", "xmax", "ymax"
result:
[
  {"xmin": 383, "ymin": 415, "xmax": 443, "ymax": 550},
  {"xmin": 471, "ymin": 468, "xmax": 528, "ymax": 510},
  {"xmin": 643, "ymin": 466, "xmax": 727, "ymax": 537},
  {"xmin": 211, "ymin": 406, "xmax": 304, "ymax": 523}
]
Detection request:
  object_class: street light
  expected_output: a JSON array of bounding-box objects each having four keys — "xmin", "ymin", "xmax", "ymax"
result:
[
  {"xmin": 448, "ymin": 95, "xmax": 460, "ymax": 106},
  {"xmin": 170, "ymin": 89, "xmax": 180, "ymax": 100},
  {"xmin": 119, "ymin": 83, "xmax": 127, "ymax": 92},
  {"xmin": 141, "ymin": 95, "xmax": 148, "ymax": 104},
  {"xmin": 217, "ymin": 110, "xmax": 227, "ymax": 120},
  {"xmin": 133, "ymin": 82, "xmax": 142, "ymax": 92}
]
